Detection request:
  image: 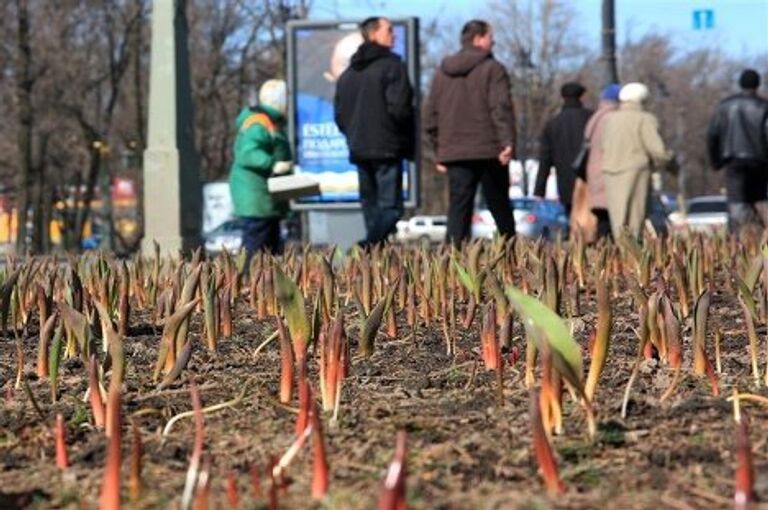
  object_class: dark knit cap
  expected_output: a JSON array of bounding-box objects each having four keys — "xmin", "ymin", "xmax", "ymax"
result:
[
  {"xmin": 561, "ymin": 82, "xmax": 586, "ymax": 98},
  {"xmin": 739, "ymin": 69, "xmax": 760, "ymax": 90}
]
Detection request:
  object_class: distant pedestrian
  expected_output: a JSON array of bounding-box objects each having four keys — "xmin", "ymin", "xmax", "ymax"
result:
[
  {"xmin": 229, "ymin": 80, "xmax": 293, "ymax": 257},
  {"xmin": 601, "ymin": 82, "xmax": 675, "ymax": 239},
  {"xmin": 334, "ymin": 17, "xmax": 415, "ymax": 247},
  {"xmin": 707, "ymin": 69, "xmax": 768, "ymax": 232},
  {"xmin": 575, "ymin": 83, "xmax": 621, "ymax": 240},
  {"xmin": 533, "ymin": 82, "xmax": 593, "ymax": 218},
  {"xmin": 424, "ymin": 20, "xmax": 516, "ymax": 245}
]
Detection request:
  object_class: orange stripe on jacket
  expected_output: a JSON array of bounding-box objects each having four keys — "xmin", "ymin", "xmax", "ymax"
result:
[{"xmin": 241, "ymin": 112, "xmax": 276, "ymax": 134}]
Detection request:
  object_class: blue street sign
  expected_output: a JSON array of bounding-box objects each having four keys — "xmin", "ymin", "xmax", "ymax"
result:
[{"xmin": 693, "ymin": 9, "xmax": 715, "ymax": 30}]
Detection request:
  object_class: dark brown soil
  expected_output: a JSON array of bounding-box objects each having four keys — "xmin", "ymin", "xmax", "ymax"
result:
[{"xmin": 1, "ymin": 251, "xmax": 767, "ymax": 510}]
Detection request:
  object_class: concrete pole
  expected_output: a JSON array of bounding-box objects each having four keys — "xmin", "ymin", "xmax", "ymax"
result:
[{"xmin": 142, "ymin": 0, "xmax": 201, "ymax": 255}]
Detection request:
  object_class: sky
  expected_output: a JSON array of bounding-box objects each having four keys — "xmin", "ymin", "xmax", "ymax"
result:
[{"xmin": 309, "ymin": 0, "xmax": 768, "ymax": 58}]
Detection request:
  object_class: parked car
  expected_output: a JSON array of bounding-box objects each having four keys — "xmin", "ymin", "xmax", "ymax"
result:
[
  {"xmin": 395, "ymin": 215, "xmax": 447, "ymax": 243},
  {"xmin": 668, "ymin": 195, "xmax": 728, "ymax": 233},
  {"xmin": 204, "ymin": 219, "xmax": 244, "ymax": 253},
  {"xmin": 472, "ymin": 198, "xmax": 568, "ymax": 239},
  {"xmin": 204, "ymin": 218, "xmax": 298, "ymax": 253},
  {"xmin": 470, "ymin": 209, "xmax": 498, "ymax": 240}
]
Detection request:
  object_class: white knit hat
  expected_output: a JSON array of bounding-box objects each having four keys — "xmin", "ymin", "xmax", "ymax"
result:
[
  {"xmin": 619, "ymin": 82, "xmax": 649, "ymax": 103},
  {"xmin": 259, "ymin": 79, "xmax": 287, "ymax": 115}
]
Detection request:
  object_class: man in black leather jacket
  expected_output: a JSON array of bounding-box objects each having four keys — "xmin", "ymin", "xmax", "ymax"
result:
[{"xmin": 707, "ymin": 69, "xmax": 768, "ymax": 231}]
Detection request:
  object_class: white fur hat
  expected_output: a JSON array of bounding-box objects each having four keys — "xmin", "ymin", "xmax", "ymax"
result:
[
  {"xmin": 619, "ymin": 82, "xmax": 649, "ymax": 103},
  {"xmin": 259, "ymin": 79, "xmax": 287, "ymax": 115}
]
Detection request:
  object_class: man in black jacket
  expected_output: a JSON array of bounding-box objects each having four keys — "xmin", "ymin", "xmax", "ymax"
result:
[
  {"xmin": 334, "ymin": 17, "xmax": 415, "ymax": 246},
  {"xmin": 707, "ymin": 69, "xmax": 768, "ymax": 232},
  {"xmin": 533, "ymin": 82, "xmax": 593, "ymax": 218}
]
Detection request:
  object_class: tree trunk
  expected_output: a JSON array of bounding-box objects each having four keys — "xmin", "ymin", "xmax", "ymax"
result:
[
  {"xmin": 600, "ymin": 0, "xmax": 619, "ymax": 86},
  {"xmin": 62, "ymin": 174, "xmax": 81, "ymax": 252},
  {"xmin": 14, "ymin": 0, "xmax": 33, "ymax": 255},
  {"xmin": 40, "ymin": 176, "xmax": 52, "ymax": 254},
  {"xmin": 30, "ymin": 168, "xmax": 42, "ymax": 253},
  {"xmin": 74, "ymin": 148, "xmax": 101, "ymax": 252}
]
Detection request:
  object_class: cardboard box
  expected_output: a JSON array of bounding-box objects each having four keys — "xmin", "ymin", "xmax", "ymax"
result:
[{"xmin": 267, "ymin": 174, "xmax": 321, "ymax": 201}]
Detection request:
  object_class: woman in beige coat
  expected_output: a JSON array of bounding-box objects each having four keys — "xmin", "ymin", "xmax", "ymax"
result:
[{"xmin": 601, "ymin": 83, "xmax": 674, "ymax": 239}]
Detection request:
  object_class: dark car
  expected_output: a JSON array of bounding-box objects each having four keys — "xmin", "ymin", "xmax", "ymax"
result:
[
  {"xmin": 204, "ymin": 217, "xmax": 300, "ymax": 254},
  {"xmin": 204, "ymin": 219, "xmax": 245, "ymax": 253}
]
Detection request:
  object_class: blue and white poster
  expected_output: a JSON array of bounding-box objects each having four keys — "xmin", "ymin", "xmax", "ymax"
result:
[{"xmin": 288, "ymin": 21, "xmax": 418, "ymax": 207}]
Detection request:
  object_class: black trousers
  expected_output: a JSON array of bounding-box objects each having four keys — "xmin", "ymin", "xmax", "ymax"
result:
[
  {"xmin": 593, "ymin": 208, "xmax": 612, "ymax": 240},
  {"xmin": 446, "ymin": 159, "xmax": 516, "ymax": 244},
  {"xmin": 240, "ymin": 216, "xmax": 282, "ymax": 256},
  {"xmin": 725, "ymin": 161, "xmax": 768, "ymax": 203},
  {"xmin": 724, "ymin": 161, "xmax": 768, "ymax": 232},
  {"xmin": 356, "ymin": 159, "xmax": 404, "ymax": 246}
]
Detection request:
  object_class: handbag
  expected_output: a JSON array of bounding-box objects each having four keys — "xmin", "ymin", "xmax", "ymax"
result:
[
  {"xmin": 573, "ymin": 106, "xmax": 613, "ymax": 178},
  {"xmin": 570, "ymin": 177, "xmax": 597, "ymax": 243}
]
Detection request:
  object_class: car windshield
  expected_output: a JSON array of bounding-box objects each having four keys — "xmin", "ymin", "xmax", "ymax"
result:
[
  {"xmin": 211, "ymin": 220, "xmax": 241, "ymax": 234},
  {"xmin": 649, "ymin": 196, "xmax": 670, "ymax": 214},
  {"xmin": 511, "ymin": 199, "xmax": 565, "ymax": 219},
  {"xmin": 511, "ymin": 198, "xmax": 535, "ymax": 210},
  {"xmin": 688, "ymin": 200, "xmax": 727, "ymax": 214}
]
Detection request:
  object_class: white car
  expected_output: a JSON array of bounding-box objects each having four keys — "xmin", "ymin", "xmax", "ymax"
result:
[
  {"xmin": 395, "ymin": 215, "xmax": 448, "ymax": 243},
  {"xmin": 471, "ymin": 210, "xmax": 498, "ymax": 239},
  {"xmin": 668, "ymin": 195, "xmax": 728, "ymax": 233}
]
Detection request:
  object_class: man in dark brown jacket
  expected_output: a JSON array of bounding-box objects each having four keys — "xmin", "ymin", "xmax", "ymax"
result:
[{"xmin": 424, "ymin": 19, "xmax": 516, "ymax": 244}]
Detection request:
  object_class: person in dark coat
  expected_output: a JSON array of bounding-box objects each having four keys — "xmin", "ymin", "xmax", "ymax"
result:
[
  {"xmin": 707, "ymin": 69, "xmax": 768, "ymax": 232},
  {"xmin": 533, "ymin": 82, "xmax": 593, "ymax": 217},
  {"xmin": 423, "ymin": 20, "xmax": 516, "ymax": 245},
  {"xmin": 334, "ymin": 17, "xmax": 415, "ymax": 247}
]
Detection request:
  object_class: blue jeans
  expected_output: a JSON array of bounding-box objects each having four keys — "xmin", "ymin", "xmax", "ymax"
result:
[
  {"xmin": 240, "ymin": 217, "xmax": 282, "ymax": 256},
  {"xmin": 357, "ymin": 159, "xmax": 404, "ymax": 245}
]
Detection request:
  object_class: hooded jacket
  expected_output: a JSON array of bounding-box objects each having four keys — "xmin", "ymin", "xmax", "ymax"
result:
[
  {"xmin": 424, "ymin": 47, "xmax": 516, "ymax": 162},
  {"xmin": 229, "ymin": 105, "xmax": 291, "ymax": 218},
  {"xmin": 334, "ymin": 42, "xmax": 415, "ymax": 163}
]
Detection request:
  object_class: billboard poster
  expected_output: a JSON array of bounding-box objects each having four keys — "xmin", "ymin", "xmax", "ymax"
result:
[{"xmin": 287, "ymin": 19, "xmax": 420, "ymax": 208}]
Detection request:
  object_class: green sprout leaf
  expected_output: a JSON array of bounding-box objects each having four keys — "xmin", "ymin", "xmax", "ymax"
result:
[{"xmin": 506, "ymin": 286, "xmax": 584, "ymax": 388}]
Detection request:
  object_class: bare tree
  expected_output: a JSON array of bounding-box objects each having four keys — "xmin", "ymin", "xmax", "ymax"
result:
[
  {"xmin": 28, "ymin": 1, "xmax": 143, "ymax": 251},
  {"xmin": 488, "ymin": 0, "xmax": 591, "ymax": 162},
  {"xmin": 187, "ymin": 0, "xmax": 309, "ymax": 182},
  {"xmin": 13, "ymin": 0, "xmax": 33, "ymax": 253}
]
